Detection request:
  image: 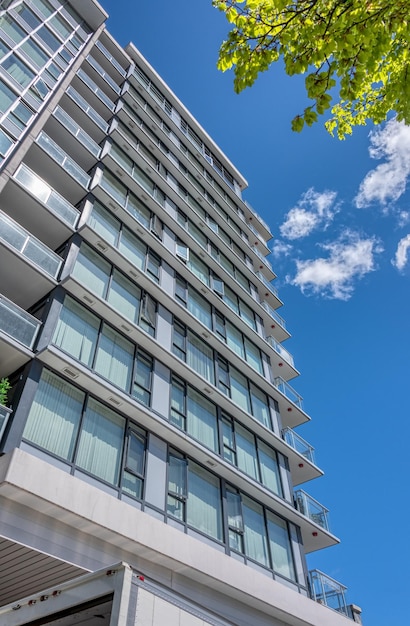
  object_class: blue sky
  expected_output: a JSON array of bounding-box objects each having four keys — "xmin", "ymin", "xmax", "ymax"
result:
[{"xmin": 102, "ymin": 2, "xmax": 410, "ymax": 623}]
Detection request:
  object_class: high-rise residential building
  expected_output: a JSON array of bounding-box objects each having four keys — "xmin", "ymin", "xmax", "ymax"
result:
[{"xmin": 0, "ymin": 1, "xmax": 362, "ymax": 624}]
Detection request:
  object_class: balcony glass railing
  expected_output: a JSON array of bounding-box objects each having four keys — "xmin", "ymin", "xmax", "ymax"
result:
[
  {"xmin": 0, "ymin": 211, "xmax": 62, "ymax": 278},
  {"xmin": 14, "ymin": 164, "xmax": 79, "ymax": 228},
  {"xmin": 261, "ymin": 301, "xmax": 286, "ymax": 330},
  {"xmin": 266, "ymin": 337, "xmax": 294, "ymax": 367},
  {"xmin": 282, "ymin": 427, "xmax": 315, "ymax": 463},
  {"xmin": 95, "ymin": 40, "xmax": 127, "ymax": 77},
  {"xmin": 53, "ymin": 106, "xmax": 101, "ymax": 158},
  {"xmin": 244, "ymin": 199, "xmax": 271, "ymax": 234},
  {"xmin": 77, "ymin": 68, "xmax": 116, "ymax": 111},
  {"xmin": 0, "ymin": 404, "xmax": 12, "ymax": 442},
  {"xmin": 247, "ymin": 220, "xmax": 268, "ymax": 247},
  {"xmin": 295, "ymin": 490, "xmax": 329, "ymax": 530},
  {"xmin": 36, "ymin": 132, "xmax": 90, "ymax": 188},
  {"xmin": 309, "ymin": 570, "xmax": 349, "ymax": 617},
  {"xmin": 0, "ymin": 293, "xmax": 41, "ymax": 349},
  {"xmin": 256, "ymin": 271, "xmax": 278, "ymax": 297},
  {"xmin": 252, "ymin": 244, "xmax": 273, "ymax": 272},
  {"xmin": 66, "ymin": 86, "xmax": 109, "ymax": 133},
  {"xmin": 87, "ymin": 55, "xmax": 121, "ymax": 94},
  {"xmin": 274, "ymin": 376, "xmax": 302, "ymax": 408}
]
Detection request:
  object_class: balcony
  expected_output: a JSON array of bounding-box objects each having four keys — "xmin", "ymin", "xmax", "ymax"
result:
[
  {"xmin": 266, "ymin": 336, "xmax": 294, "ymax": 367},
  {"xmin": 256, "ymin": 271, "xmax": 278, "ymax": 298},
  {"xmin": 309, "ymin": 570, "xmax": 352, "ymax": 618},
  {"xmin": 244, "ymin": 199, "xmax": 272, "ymax": 240},
  {"xmin": 260, "ymin": 301, "xmax": 288, "ymax": 342},
  {"xmin": 0, "ymin": 210, "xmax": 61, "ymax": 307},
  {"xmin": 0, "ymin": 294, "xmax": 41, "ymax": 376},
  {"xmin": 0, "ymin": 404, "xmax": 12, "ymax": 442},
  {"xmin": 274, "ymin": 376, "xmax": 302, "ymax": 408},
  {"xmin": 282, "ymin": 427, "xmax": 315, "ymax": 464},
  {"xmin": 295, "ymin": 490, "xmax": 329, "ymax": 530}
]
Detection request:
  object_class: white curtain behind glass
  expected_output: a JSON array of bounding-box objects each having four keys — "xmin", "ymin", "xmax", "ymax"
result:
[
  {"xmin": 187, "ymin": 388, "xmax": 217, "ymax": 452},
  {"xmin": 187, "ymin": 463, "xmax": 222, "ymax": 541},
  {"xmin": 235, "ymin": 424, "xmax": 259, "ymax": 480},
  {"xmin": 187, "ymin": 333, "xmax": 215, "ymax": 384},
  {"xmin": 53, "ymin": 297, "xmax": 99, "ymax": 367},
  {"xmin": 258, "ymin": 441, "xmax": 282, "ymax": 496},
  {"xmin": 94, "ymin": 326, "xmax": 133, "ymax": 391},
  {"xmin": 267, "ymin": 513, "xmax": 295, "ymax": 580},
  {"xmin": 76, "ymin": 398, "xmax": 124, "ymax": 486},
  {"xmin": 242, "ymin": 496, "xmax": 269, "ymax": 567},
  {"xmin": 23, "ymin": 370, "xmax": 84, "ymax": 460}
]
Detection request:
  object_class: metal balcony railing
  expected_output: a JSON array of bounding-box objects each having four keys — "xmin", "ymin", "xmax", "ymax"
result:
[
  {"xmin": 0, "ymin": 211, "xmax": 62, "ymax": 279},
  {"xmin": 309, "ymin": 570, "xmax": 350, "ymax": 617},
  {"xmin": 36, "ymin": 132, "xmax": 91, "ymax": 188},
  {"xmin": 274, "ymin": 376, "xmax": 302, "ymax": 408},
  {"xmin": 261, "ymin": 301, "xmax": 286, "ymax": 330},
  {"xmin": 282, "ymin": 427, "xmax": 315, "ymax": 463},
  {"xmin": 14, "ymin": 164, "xmax": 79, "ymax": 228},
  {"xmin": 0, "ymin": 294, "xmax": 41, "ymax": 349},
  {"xmin": 256, "ymin": 271, "xmax": 278, "ymax": 297},
  {"xmin": 0, "ymin": 404, "xmax": 12, "ymax": 442},
  {"xmin": 53, "ymin": 106, "xmax": 101, "ymax": 158},
  {"xmin": 295, "ymin": 490, "xmax": 329, "ymax": 530},
  {"xmin": 266, "ymin": 336, "xmax": 294, "ymax": 367}
]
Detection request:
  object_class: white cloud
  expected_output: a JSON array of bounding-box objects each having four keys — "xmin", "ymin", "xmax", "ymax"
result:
[
  {"xmin": 271, "ymin": 240, "xmax": 292, "ymax": 258},
  {"xmin": 355, "ymin": 119, "xmax": 410, "ymax": 209},
  {"xmin": 280, "ymin": 188, "xmax": 339, "ymax": 240},
  {"xmin": 289, "ymin": 231, "xmax": 383, "ymax": 300},
  {"xmin": 392, "ymin": 234, "xmax": 410, "ymax": 271}
]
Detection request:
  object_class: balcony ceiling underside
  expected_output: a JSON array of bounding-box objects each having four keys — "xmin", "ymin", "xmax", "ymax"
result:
[
  {"xmin": 0, "ymin": 244, "xmax": 55, "ymax": 309},
  {"xmin": 0, "ymin": 334, "xmax": 32, "ymax": 378},
  {"xmin": 0, "ymin": 537, "xmax": 85, "ymax": 608}
]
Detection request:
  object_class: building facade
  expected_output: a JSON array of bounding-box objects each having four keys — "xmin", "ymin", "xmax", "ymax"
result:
[{"xmin": 0, "ymin": 1, "xmax": 361, "ymax": 624}]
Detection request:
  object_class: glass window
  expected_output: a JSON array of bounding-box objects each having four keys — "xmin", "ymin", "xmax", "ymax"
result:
[
  {"xmin": 0, "ymin": 15, "xmax": 25, "ymax": 44},
  {"xmin": 119, "ymin": 228, "xmax": 146, "ymax": 271},
  {"xmin": 36, "ymin": 25, "xmax": 61, "ymax": 53},
  {"xmin": 23, "ymin": 369, "xmax": 84, "ymax": 460},
  {"xmin": 72, "ymin": 244, "xmax": 110, "ymax": 298},
  {"xmin": 30, "ymin": 0, "xmax": 54, "ymax": 18},
  {"xmin": 187, "ymin": 331, "xmax": 215, "ymax": 384},
  {"xmin": 226, "ymin": 488, "xmax": 244, "ymax": 552},
  {"xmin": 221, "ymin": 416, "xmax": 236, "ymax": 464},
  {"xmin": 167, "ymin": 453, "xmax": 187, "ymax": 520},
  {"xmin": 188, "ymin": 251, "xmax": 209, "ymax": 286},
  {"xmin": 107, "ymin": 270, "xmax": 141, "ymax": 325},
  {"xmin": 226, "ymin": 322, "xmax": 245, "ymax": 359},
  {"xmin": 122, "ymin": 428, "xmax": 146, "ymax": 499},
  {"xmin": 101, "ymin": 169, "xmax": 127, "ymax": 207},
  {"xmin": 172, "ymin": 320, "xmax": 186, "ymax": 360},
  {"xmin": 139, "ymin": 293, "xmax": 156, "ymax": 335},
  {"xmin": 88, "ymin": 202, "xmax": 119, "ymax": 246},
  {"xmin": 0, "ymin": 39, "xmax": 10, "ymax": 60},
  {"xmin": 187, "ymin": 462, "xmax": 222, "ymax": 541},
  {"xmin": 170, "ymin": 377, "xmax": 185, "ymax": 429},
  {"xmin": 14, "ymin": 4, "xmax": 41, "ymax": 29},
  {"xmin": 258, "ymin": 441, "xmax": 282, "ymax": 496},
  {"xmin": 242, "ymin": 496, "xmax": 269, "ymax": 567},
  {"xmin": 146, "ymin": 250, "xmax": 160, "ymax": 282},
  {"xmin": 235, "ymin": 423, "xmax": 259, "ymax": 481},
  {"xmin": 230, "ymin": 367, "xmax": 251, "ymax": 413},
  {"xmin": 127, "ymin": 193, "xmax": 150, "ymax": 228},
  {"xmin": 0, "ymin": 79, "xmax": 15, "ymax": 113},
  {"xmin": 53, "ymin": 296, "xmax": 99, "ymax": 367},
  {"xmin": 9, "ymin": 101, "xmax": 33, "ymax": 130},
  {"xmin": 94, "ymin": 324, "xmax": 134, "ymax": 391},
  {"xmin": 2, "ymin": 54, "xmax": 35, "ymax": 88},
  {"xmin": 244, "ymin": 338, "xmax": 263, "ymax": 374},
  {"xmin": 75, "ymin": 397, "xmax": 124, "ymax": 486},
  {"xmin": 266, "ymin": 512, "xmax": 295, "ymax": 580},
  {"xmin": 20, "ymin": 39, "xmax": 49, "ymax": 70},
  {"xmin": 250, "ymin": 384, "xmax": 271, "ymax": 428},
  {"xmin": 223, "ymin": 285, "xmax": 239, "ymax": 315},
  {"xmin": 187, "ymin": 288, "xmax": 211, "ymax": 329},
  {"xmin": 49, "ymin": 13, "xmax": 72, "ymax": 40},
  {"xmin": 132, "ymin": 351, "xmax": 152, "ymax": 406},
  {"xmin": 0, "ymin": 127, "xmax": 13, "ymax": 157},
  {"xmin": 187, "ymin": 387, "xmax": 217, "ymax": 452},
  {"xmin": 239, "ymin": 300, "xmax": 256, "ymax": 330}
]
